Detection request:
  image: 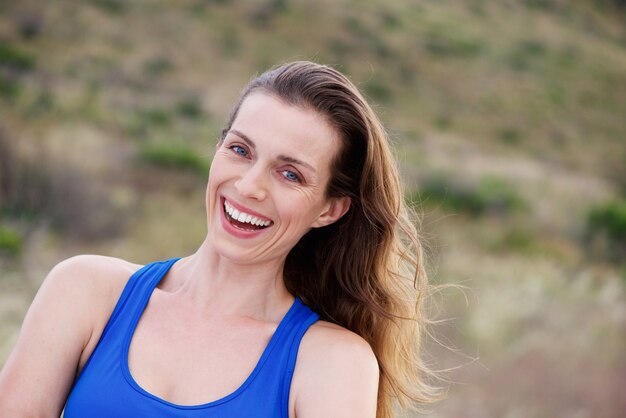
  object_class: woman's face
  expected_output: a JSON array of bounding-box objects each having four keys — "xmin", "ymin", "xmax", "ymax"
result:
[{"xmin": 206, "ymin": 92, "xmax": 349, "ymax": 265}]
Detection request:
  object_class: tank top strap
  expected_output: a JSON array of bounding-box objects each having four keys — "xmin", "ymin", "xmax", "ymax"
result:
[
  {"xmin": 243, "ymin": 297, "xmax": 319, "ymax": 417},
  {"xmin": 98, "ymin": 258, "xmax": 180, "ymax": 344},
  {"xmin": 279, "ymin": 303, "xmax": 320, "ymax": 414}
]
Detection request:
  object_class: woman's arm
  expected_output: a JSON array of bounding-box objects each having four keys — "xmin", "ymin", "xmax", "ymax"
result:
[
  {"xmin": 290, "ymin": 322, "xmax": 380, "ymax": 418},
  {"xmin": 0, "ymin": 255, "xmax": 135, "ymax": 417}
]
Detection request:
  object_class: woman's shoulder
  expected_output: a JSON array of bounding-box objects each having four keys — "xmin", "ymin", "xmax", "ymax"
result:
[
  {"xmin": 302, "ymin": 320, "xmax": 376, "ymax": 359},
  {"xmin": 49, "ymin": 254, "xmax": 143, "ymax": 278},
  {"xmin": 290, "ymin": 319, "xmax": 379, "ymax": 417},
  {"xmin": 291, "ymin": 320, "xmax": 379, "ymax": 416},
  {"xmin": 41, "ymin": 256, "xmax": 144, "ymax": 366},
  {"xmin": 44, "ymin": 254, "xmax": 142, "ymax": 299},
  {"xmin": 299, "ymin": 320, "xmax": 378, "ymax": 373},
  {"xmin": 39, "ymin": 255, "xmax": 144, "ymax": 324}
]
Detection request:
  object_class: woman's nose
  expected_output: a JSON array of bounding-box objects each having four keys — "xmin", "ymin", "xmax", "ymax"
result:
[{"xmin": 234, "ymin": 165, "xmax": 268, "ymax": 200}]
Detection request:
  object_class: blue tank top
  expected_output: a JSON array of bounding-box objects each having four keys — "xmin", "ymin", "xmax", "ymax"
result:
[{"xmin": 64, "ymin": 258, "xmax": 319, "ymax": 417}]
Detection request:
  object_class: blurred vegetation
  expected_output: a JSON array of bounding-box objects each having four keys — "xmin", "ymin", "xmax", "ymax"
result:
[
  {"xmin": 588, "ymin": 199, "xmax": 626, "ymax": 243},
  {"xmin": 0, "ymin": 42, "xmax": 35, "ymax": 70},
  {"xmin": 0, "ymin": 0, "xmax": 625, "ymax": 417},
  {"xmin": 0, "ymin": 41, "xmax": 35, "ymax": 101},
  {"xmin": 138, "ymin": 143, "xmax": 210, "ymax": 176},
  {"xmin": 0, "ymin": 131, "xmax": 126, "ymax": 239},
  {"xmin": 176, "ymin": 96, "xmax": 204, "ymax": 120},
  {"xmin": 586, "ymin": 199, "xmax": 626, "ymax": 262},
  {"xmin": 410, "ymin": 176, "xmax": 526, "ymax": 218},
  {"xmin": 0, "ymin": 225, "xmax": 22, "ymax": 255}
]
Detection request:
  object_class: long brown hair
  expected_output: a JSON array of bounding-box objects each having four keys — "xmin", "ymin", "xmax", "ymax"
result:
[{"xmin": 222, "ymin": 61, "xmax": 440, "ymax": 417}]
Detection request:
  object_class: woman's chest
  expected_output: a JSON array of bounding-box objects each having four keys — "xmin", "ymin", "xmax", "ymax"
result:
[{"xmin": 128, "ymin": 302, "xmax": 277, "ymax": 406}]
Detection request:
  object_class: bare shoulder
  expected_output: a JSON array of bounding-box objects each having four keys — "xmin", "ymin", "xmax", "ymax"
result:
[
  {"xmin": 37, "ymin": 254, "xmax": 143, "ymax": 352},
  {"xmin": 30, "ymin": 255, "xmax": 144, "ymax": 373},
  {"xmin": 44, "ymin": 254, "xmax": 142, "ymax": 299},
  {"xmin": 290, "ymin": 320, "xmax": 379, "ymax": 418},
  {"xmin": 300, "ymin": 320, "xmax": 378, "ymax": 365},
  {"xmin": 47, "ymin": 253, "xmax": 142, "ymax": 283}
]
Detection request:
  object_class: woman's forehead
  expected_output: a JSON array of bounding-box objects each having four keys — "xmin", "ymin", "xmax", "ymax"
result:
[{"xmin": 229, "ymin": 93, "xmax": 341, "ymax": 162}]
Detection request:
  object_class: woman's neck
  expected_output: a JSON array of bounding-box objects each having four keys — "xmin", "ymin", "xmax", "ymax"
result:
[{"xmin": 160, "ymin": 238, "xmax": 294, "ymax": 322}]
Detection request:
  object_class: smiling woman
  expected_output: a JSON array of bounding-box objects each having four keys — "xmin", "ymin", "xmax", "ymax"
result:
[
  {"xmin": 208, "ymin": 92, "xmax": 349, "ymax": 263},
  {"xmin": 0, "ymin": 61, "xmax": 439, "ymax": 418}
]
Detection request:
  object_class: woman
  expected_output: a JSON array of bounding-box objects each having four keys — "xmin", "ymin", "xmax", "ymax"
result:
[{"xmin": 0, "ymin": 61, "xmax": 438, "ymax": 417}]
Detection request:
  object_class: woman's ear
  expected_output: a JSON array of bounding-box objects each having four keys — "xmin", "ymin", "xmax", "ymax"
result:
[{"xmin": 312, "ymin": 197, "xmax": 351, "ymax": 228}]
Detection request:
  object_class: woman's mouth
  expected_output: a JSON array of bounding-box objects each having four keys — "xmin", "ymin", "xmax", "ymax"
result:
[{"xmin": 223, "ymin": 199, "xmax": 273, "ymax": 231}]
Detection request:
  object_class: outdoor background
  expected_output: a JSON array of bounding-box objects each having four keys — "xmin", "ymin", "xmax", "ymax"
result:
[{"xmin": 1, "ymin": 1, "xmax": 625, "ymax": 417}]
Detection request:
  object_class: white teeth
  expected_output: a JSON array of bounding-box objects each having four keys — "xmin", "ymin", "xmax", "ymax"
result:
[{"xmin": 224, "ymin": 200, "xmax": 271, "ymax": 227}]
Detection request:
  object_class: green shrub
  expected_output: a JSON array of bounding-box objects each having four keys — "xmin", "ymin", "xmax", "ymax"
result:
[
  {"xmin": 176, "ymin": 96, "xmax": 203, "ymax": 119},
  {"xmin": 138, "ymin": 108, "xmax": 172, "ymax": 127},
  {"xmin": 89, "ymin": 0, "xmax": 126, "ymax": 15},
  {"xmin": 139, "ymin": 143, "xmax": 209, "ymax": 175},
  {"xmin": 507, "ymin": 39, "xmax": 548, "ymax": 71},
  {"xmin": 344, "ymin": 16, "xmax": 365, "ymax": 37},
  {"xmin": 379, "ymin": 11, "xmax": 402, "ymax": 30},
  {"xmin": 493, "ymin": 228, "xmax": 537, "ymax": 254},
  {"xmin": 364, "ymin": 77, "xmax": 392, "ymax": 103},
  {"xmin": 219, "ymin": 25, "xmax": 241, "ymax": 56},
  {"xmin": 434, "ymin": 114, "xmax": 453, "ymax": 131},
  {"xmin": 498, "ymin": 127, "xmax": 522, "ymax": 145},
  {"xmin": 0, "ymin": 73, "xmax": 21, "ymax": 100},
  {"xmin": 523, "ymin": 0, "xmax": 557, "ymax": 11},
  {"xmin": 411, "ymin": 176, "xmax": 525, "ymax": 217},
  {"xmin": 328, "ymin": 38, "xmax": 354, "ymax": 60},
  {"xmin": 587, "ymin": 199, "xmax": 626, "ymax": 262},
  {"xmin": 588, "ymin": 200, "xmax": 626, "ymax": 240},
  {"xmin": 424, "ymin": 32, "xmax": 485, "ymax": 59},
  {"xmin": 0, "ymin": 225, "xmax": 22, "ymax": 255},
  {"xmin": 0, "ymin": 42, "xmax": 35, "ymax": 70},
  {"xmin": 343, "ymin": 16, "xmax": 393, "ymax": 59},
  {"xmin": 248, "ymin": 0, "xmax": 287, "ymax": 27},
  {"xmin": 143, "ymin": 57, "xmax": 174, "ymax": 76}
]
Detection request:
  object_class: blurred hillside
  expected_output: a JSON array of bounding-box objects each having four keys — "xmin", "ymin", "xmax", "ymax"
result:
[{"xmin": 1, "ymin": 1, "xmax": 625, "ymax": 417}]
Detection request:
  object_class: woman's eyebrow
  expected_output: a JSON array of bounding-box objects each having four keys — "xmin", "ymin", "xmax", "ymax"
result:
[
  {"xmin": 230, "ymin": 129, "xmax": 256, "ymax": 149},
  {"xmin": 277, "ymin": 155, "xmax": 316, "ymax": 173},
  {"xmin": 229, "ymin": 129, "xmax": 316, "ymax": 173}
]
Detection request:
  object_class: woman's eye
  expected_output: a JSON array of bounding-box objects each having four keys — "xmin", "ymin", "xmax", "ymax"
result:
[
  {"xmin": 229, "ymin": 145, "xmax": 248, "ymax": 157},
  {"xmin": 281, "ymin": 170, "xmax": 302, "ymax": 183}
]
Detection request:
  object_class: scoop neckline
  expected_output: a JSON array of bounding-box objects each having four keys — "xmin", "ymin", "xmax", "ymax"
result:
[{"xmin": 120, "ymin": 259, "xmax": 301, "ymax": 410}]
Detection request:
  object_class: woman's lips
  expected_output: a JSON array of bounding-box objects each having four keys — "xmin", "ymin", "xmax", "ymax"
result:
[{"xmin": 221, "ymin": 197, "xmax": 274, "ymax": 233}]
